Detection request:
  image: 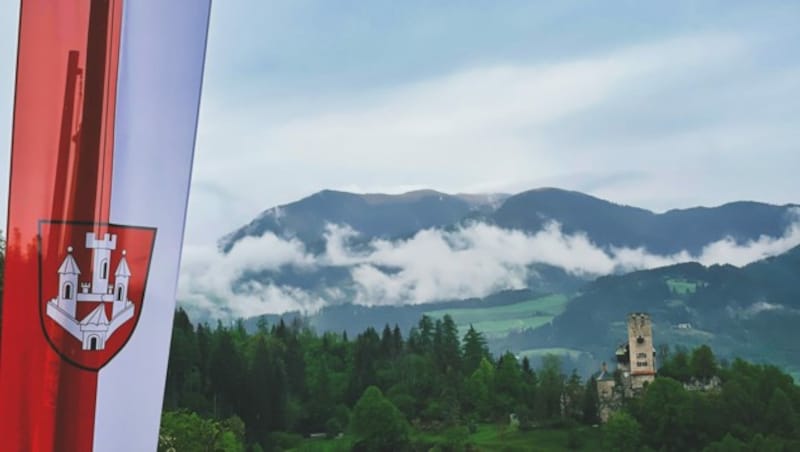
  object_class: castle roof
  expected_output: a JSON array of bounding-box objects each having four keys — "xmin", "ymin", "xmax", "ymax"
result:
[
  {"xmin": 594, "ymin": 369, "xmax": 615, "ymax": 382},
  {"xmin": 115, "ymin": 254, "xmax": 131, "ymax": 277},
  {"xmin": 81, "ymin": 305, "xmax": 109, "ymax": 326},
  {"xmin": 58, "ymin": 252, "xmax": 81, "ymax": 275}
]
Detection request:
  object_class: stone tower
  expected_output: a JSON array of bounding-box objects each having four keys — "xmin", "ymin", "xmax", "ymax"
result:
[
  {"xmin": 112, "ymin": 250, "xmax": 131, "ymax": 318},
  {"xmin": 56, "ymin": 246, "xmax": 80, "ymax": 315},
  {"xmin": 627, "ymin": 312, "xmax": 655, "ymax": 389},
  {"xmin": 86, "ymin": 232, "xmax": 116, "ymax": 294}
]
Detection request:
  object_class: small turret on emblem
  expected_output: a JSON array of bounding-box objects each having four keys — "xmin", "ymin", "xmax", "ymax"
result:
[{"xmin": 45, "ymin": 232, "xmax": 135, "ymax": 351}]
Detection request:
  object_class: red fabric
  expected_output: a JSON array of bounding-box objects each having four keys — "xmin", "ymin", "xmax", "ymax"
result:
[{"xmin": 0, "ymin": 1, "xmax": 123, "ymax": 450}]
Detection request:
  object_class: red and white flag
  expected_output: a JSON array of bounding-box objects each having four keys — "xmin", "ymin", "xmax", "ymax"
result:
[{"xmin": 0, "ymin": 1, "xmax": 211, "ymax": 450}]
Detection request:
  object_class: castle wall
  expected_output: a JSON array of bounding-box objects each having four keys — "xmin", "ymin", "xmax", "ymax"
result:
[
  {"xmin": 107, "ymin": 303, "xmax": 134, "ymax": 336},
  {"xmin": 46, "ymin": 303, "xmax": 82, "ymax": 340},
  {"xmin": 596, "ymin": 379, "xmax": 619, "ymax": 423},
  {"xmin": 55, "ymin": 298, "xmax": 77, "ymax": 317}
]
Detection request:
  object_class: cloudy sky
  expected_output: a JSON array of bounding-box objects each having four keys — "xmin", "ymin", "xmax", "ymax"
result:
[{"xmin": 1, "ymin": 1, "xmax": 799, "ymax": 247}]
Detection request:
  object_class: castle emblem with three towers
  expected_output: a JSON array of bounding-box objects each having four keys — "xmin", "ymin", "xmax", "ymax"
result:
[{"xmin": 45, "ymin": 232, "xmax": 135, "ymax": 351}]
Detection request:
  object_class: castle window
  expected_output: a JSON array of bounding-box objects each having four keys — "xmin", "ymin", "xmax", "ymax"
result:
[
  {"xmin": 101, "ymin": 260, "xmax": 108, "ymax": 279},
  {"xmin": 116, "ymin": 285, "xmax": 123, "ymax": 301},
  {"xmin": 64, "ymin": 283, "xmax": 73, "ymax": 299}
]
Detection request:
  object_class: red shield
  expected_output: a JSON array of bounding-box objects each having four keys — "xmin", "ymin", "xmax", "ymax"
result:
[{"xmin": 38, "ymin": 221, "xmax": 156, "ymax": 371}]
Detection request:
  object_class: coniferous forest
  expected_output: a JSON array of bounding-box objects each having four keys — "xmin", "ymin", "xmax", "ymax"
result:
[{"xmin": 160, "ymin": 308, "xmax": 800, "ymax": 452}]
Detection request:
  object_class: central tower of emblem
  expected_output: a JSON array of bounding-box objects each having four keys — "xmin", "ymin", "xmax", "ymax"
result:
[{"xmin": 45, "ymin": 232, "xmax": 135, "ymax": 351}]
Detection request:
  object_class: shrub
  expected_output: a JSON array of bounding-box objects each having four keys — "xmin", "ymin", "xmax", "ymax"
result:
[{"xmin": 349, "ymin": 386, "xmax": 410, "ymax": 451}]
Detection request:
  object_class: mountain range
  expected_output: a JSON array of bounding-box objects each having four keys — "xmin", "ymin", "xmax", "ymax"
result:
[
  {"xmin": 182, "ymin": 187, "xmax": 800, "ymax": 377},
  {"xmin": 220, "ymin": 187, "xmax": 798, "ymax": 255}
]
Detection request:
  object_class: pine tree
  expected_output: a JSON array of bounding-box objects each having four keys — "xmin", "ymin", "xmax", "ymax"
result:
[
  {"xmin": 282, "ymin": 331, "xmax": 306, "ymax": 397},
  {"xmin": 462, "ymin": 325, "xmax": 490, "ymax": 375},
  {"xmin": 196, "ymin": 323, "xmax": 211, "ymax": 377},
  {"xmin": 465, "ymin": 358, "xmax": 495, "ymax": 420},
  {"xmin": 418, "ymin": 315, "xmax": 434, "ymax": 353},
  {"xmin": 381, "ymin": 324, "xmax": 393, "ymax": 357},
  {"xmin": 669, "ymin": 347, "xmax": 691, "ymax": 382},
  {"xmin": 535, "ymin": 354, "xmax": 564, "ymax": 420},
  {"xmin": 392, "ymin": 324, "xmax": 403, "ymax": 355},
  {"xmin": 349, "ymin": 327, "xmax": 381, "ymax": 403},
  {"xmin": 494, "ymin": 352, "xmax": 523, "ymax": 414},
  {"xmin": 165, "ymin": 309, "xmax": 199, "ymax": 410},
  {"xmin": 563, "ymin": 370, "xmax": 584, "ymax": 420},
  {"xmin": 438, "ymin": 315, "xmax": 462, "ymax": 375},
  {"xmin": 244, "ymin": 335, "xmax": 270, "ymax": 437},
  {"xmin": 407, "ymin": 327, "xmax": 421, "ymax": 354},
  {"xmin": 521, "ymin": 356, "xmax": 532, "ymax": 375},
  {"xmin": 690, "ymin": 345, "xmax": 718, "ymax": 381},
  {"xmin": 275, "ymin": 318, "xmax": 288, "ymax": 340},
  {"xmin": 581, "ymin": 377, "xmax": 600, "ymax": 424},
  {"xmin": 208, "ymin": 328, "xmax": 244, "ymax": 417},
  {"xmin": 520, "ymin": 356, "xmax": 538, "ymax": 413}
]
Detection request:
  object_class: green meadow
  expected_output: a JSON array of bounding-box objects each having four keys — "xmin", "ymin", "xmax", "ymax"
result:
[
  {"xmin": 425, "ymin": 294, "xmax": 569, "ymax": 338},
  {"xmin": 666, "ymin": 278, "xmax": 698, "ymax": 295},
  {"xmin": 291, "ymin": 424, "xmax": 603, "ymax": 452},
  {"xmin": 518, "ymin": 347, "xmax": 586, "ymax": 361}
]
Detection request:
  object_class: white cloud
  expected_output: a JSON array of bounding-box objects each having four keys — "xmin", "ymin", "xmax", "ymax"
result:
[
  {"xmin": 729, "ymin": 300, "xmax": 800, "ymax": 320},
  {"xmin": 693, "ymin": 209, "xmax": 800, "ymax": 266},
  {"xmin": 178, "ymin": 232, "xmax": 322, "ymax": 319},
  {"xmin": 180, "ymin": 212, "xmax": 800, "ymax": 318},
  {"xmin": 331, "ymin": 218, "xmax": 800, "ymax": 306}
]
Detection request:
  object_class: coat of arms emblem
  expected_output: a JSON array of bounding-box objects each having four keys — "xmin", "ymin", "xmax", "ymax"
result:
[{"xmin": 39, "ymin": 221, "xmax": 156, "ymax": 371}]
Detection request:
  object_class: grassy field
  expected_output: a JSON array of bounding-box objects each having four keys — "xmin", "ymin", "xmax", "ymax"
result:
[
  {"xmin": 518, "ymin": 347, "xmax": 586, "ymax": 361},
  {"xmin": 425, "ymin": 294, "xmax": 569, "ymax": 338},
  {"xmin": 666, "ymin": 278, "xmax": 698, "ymax": 295},
  {"xmin": 466, "ymin": 424, "xmax": 602, "ymax": 451},
  {"xmin": 291, "ymin": 424, "xmax": 603, "ymax": 451},
  {"xmin": 466, "ymin": 317, "xmax": 554, "ymax": 338}
]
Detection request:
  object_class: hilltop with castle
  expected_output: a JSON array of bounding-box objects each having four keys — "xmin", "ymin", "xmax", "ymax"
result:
[
  {"xmin": 45, "ymin": 232, "xmax": 135, "ymax": 351},
  {"xmin": 595, "ymin": 313, "xmax": 657, "ymax": 422},
  {"xmin": 594, "ymin": 312, "xmax": 724, "ymax": 422}
]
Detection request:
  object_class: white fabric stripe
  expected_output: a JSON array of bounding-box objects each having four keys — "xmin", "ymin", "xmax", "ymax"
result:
[{"xmin": 95, "ymin": 1, "xmax": 211, "ymax": 451}]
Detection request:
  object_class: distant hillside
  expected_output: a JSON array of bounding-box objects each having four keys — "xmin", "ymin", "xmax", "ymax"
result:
[
  {"xmin": 242, "ymin": 288, "xmax": 547, "ymax": 338},
  {"xmin": 509, "ymin": 245, "xmax": 800, "ymax": 376}
]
